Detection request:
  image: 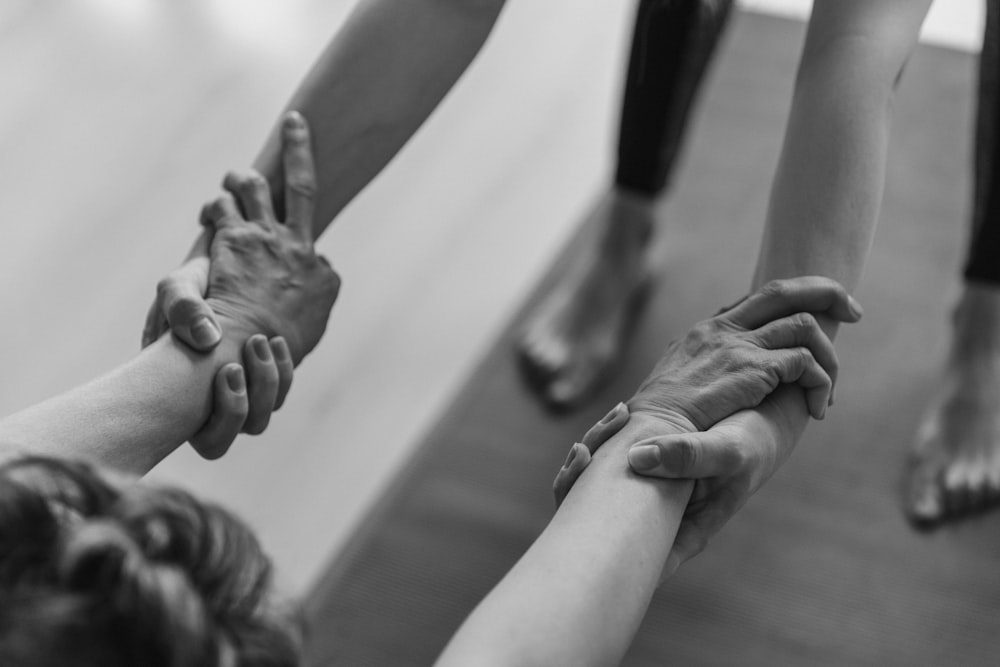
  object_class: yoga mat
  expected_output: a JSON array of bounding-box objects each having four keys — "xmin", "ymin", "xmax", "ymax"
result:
[{"xmin": 304, "ymin": 11, "xmax": 1000, "ymax": 666}]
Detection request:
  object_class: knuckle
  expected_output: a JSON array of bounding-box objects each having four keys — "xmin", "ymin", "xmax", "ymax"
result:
[
  {"xmin": 760, "ymin": 279, "xmax": 788, "ymax": 300},
  {"xmin": 243, "ymin": 171, "xmax": 268, "ymax": 192},
  {"xmin": 796, "ymin": 312, "xmax": 818, "ymax": 331},
  {"xmin": 674, "ymin": 438, "xmax": 698, "ymax": 473},
  {"xmin": 287, "ymin": 176, "xmax": 317, "ymax": 199}
]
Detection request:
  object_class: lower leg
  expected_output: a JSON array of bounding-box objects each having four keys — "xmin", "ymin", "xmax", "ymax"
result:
[
  {"xmin": 517, "ymin": 0, "xmax": 734, "ymax": 410},
  {"xmin": 906, "ymin": 0, "xmax": 1000, "ymax": 525}
]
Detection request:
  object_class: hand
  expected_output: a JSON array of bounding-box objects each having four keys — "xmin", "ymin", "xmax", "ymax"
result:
[
  {"xmin": 201, "ymin": 112, "xmax": 339, "ymax": 364},
  {"xmin": 552, "ymin": 402, "xmax": 631, "ymax": 507},
  {"xmin": 552, "ymin": 396, "xmax": 799, "ymax": 580},
  {"xmin": 627, "ymin": 394, "xmax": 798, "ymax": 577},
  {"xmin": 142, "ymin": 232, "xmax": 216, "ymax": 351},
  {"xmin": 192, "ymin": 334, "xmax": 296, "ymax": 460},
  {"xmin": 629, "ymin": 276, "xmax": 862, "ymax": 432}
]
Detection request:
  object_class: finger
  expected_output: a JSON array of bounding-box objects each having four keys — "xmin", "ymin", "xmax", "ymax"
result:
[
  {"xmin": 579, "ymin": 402, "xmax": 630, "ymax": 454},
  {"xmin": 189, "ymin": 364, "xmax": 248, "ymax": 460},
  {"xmin": 141, "ymin": 297, "xmax": 168, "ymax": 349},
  {"xmin": 202, "ymin": 194, "xmax": 243, "ymax": 232},
  {"xmin": 222, "ymin": 169, "xmax": 276, "ymax": 223},
  {"xmin": 270, "ymin": 337, "xmax": 294, "ymax": 410},
  {"xmin": 713, "ymin": 293, "xmax": 748, "ymax": 317},
  {"xmin": 242, "ymin": 335, "xmax": 280, "ymax": 435},
  {"xmin": 281, "ymin": 111, "xmax": 317, "ymax": 240},
  {"xmin": 764, "ymin": 347, "xmax": 833, "ymax": 419},
  {"xmin": 722, "ymin": 276, "xmax": 863, "ymax": 330},
  {"xmin": 751, "ymin": 312, "xmax": 839, "ymax": 391},
  {"xmin": 552, "ymin": 442, "xmax": 592, "ymax": 508},
  {"xmin": 627, "ymin": 429, "xmax": 744, "ymax": 479},
  {"xmin": 660, "ymin": 503, "xmax": 734, "ymax": 583},
  {"xmin": 156, "ymin": 257, "xmax": 221, "ymax": 351}
]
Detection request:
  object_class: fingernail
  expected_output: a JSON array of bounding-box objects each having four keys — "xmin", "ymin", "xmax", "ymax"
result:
[
  {"xmin": 599, "ymin": 402, "xmax": 626, "ymax": 425},
  {"xmin": 563, "ymin": 443, "xmax": 582, "ymax": 468},
  {"xmin": 628, "ymin": 444, "xmax": 661, "ymax": 471},
  {"xmin": 848, "ymin": 295, "xmax": 864, "ymax": 318},
  {"xmin": 271, "ymin": 338, "xmax": 288, "ymax": 362},
  {"xmin": 253, "ymin": 336, "xmax": 272, "ymax": 361},
  {"xmin": 829, "ymin": 385, "xmax": 836, "ymax": 407},
  {"xmin": 191, "ymin": 317, "xmax": 221, "ymax": 347},
  {"xmin": 226, "ymin": 366, "xmax": 245, "ymax": 393}
]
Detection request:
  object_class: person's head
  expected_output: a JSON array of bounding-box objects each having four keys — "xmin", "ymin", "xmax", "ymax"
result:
[{"xmin": 0, "ymin": 456, "xmax": 301, "ymax": 667}]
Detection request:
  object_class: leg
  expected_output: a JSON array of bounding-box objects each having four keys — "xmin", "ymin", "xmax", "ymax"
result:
[
  {"xmin": 906, "ymin": 0, "xmax": 1000, "ymax": 525},
  {"xmin": 517, "ymin": 0, "xmax": 734, "ymax": 410}
]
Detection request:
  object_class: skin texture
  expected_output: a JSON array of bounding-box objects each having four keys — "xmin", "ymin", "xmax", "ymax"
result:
[
  {"xmin": 0, "ymin": 115, "xmax": 339, "ymax": 476},
  {"xmin": 907, "ymin": 282, "xmax": 1000, "ymax": 525},
  {"xmin": 143, "ymin": 0, "xmax": 510, "ymax": 350},
  {"xmin": 613, "ymin": 0, "xmax": 932, "ymax": 570},
  {"xmin": 143, "ymin": 0, "xmax": 510, "ymax": 455},
  {"xmin": 437, "ymin": 277, "xmax": 859, "ymax": 667}
]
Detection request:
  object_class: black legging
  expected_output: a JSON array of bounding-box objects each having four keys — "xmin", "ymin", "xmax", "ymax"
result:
[
  {"xmin": 967, "ymin": 0, "xmax": 1000, "ymax": 283},
  {"xmin": 615, "ymin": 0, "xmax": 734, "ymax": 196},
  {"xmin": 615, "ymin": 0, "xmax": 1000, "ymax": 284}
]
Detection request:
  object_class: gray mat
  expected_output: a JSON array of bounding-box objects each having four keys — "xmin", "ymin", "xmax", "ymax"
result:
[{"xmin": 304, "ymin": 12, "xmax": 1000, "ymax": 666}]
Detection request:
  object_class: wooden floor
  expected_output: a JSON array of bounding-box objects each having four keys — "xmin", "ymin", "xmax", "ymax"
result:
[{"xmin": 304, "ymin": 12, "xmax": 1000, "ymax": 667}]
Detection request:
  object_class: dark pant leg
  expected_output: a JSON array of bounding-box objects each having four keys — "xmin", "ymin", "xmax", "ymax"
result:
[
  {"xmin": 614, "ymin": 0, "xmax": 735, "ymax": 198},
  {"xmin": 964, "ymin": 0, "xmax": 1000, "ymax": 283}
]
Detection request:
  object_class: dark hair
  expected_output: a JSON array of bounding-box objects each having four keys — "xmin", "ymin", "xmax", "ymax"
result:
[{"xmin": 0, "ymin": 456, "xmax": 302, "ymax": 667}]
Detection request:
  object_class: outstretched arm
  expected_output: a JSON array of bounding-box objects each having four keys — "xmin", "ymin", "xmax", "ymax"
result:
[
  {"xmin": 0, "ymin": 328, "xmax": 277, "ymax": 475},
  {"xmin": 624, "ymin": 0, "xmax": 933, "ymax": 570},
  {"xmin": 437, "ymin": 278, "xmax": 861, "ymax": 667}
]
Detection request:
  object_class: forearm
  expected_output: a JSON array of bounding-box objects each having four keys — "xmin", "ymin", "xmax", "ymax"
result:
[
  {"xmin": 437, "ymin": 415, "xmax": 692, "ymax": 667},
  {"xmin": 252, "ymin": 0, "xmax": 507, "ymax": 236},
  {"xmin": 752, "ymin": 1, "xmax": 928, "ymax": 420},
  {"xmin": 0, "ymin": 329, "xmax": 245, "ymax": 475}
]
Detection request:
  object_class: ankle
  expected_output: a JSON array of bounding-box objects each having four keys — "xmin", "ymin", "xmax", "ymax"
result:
[
  {"xmin": 953, "ymin": 281, "xmax": 1000, "ymax": 353},
  {"xmin": 599, "ymin": 188, "xmax": 656, "ymax": 255}
]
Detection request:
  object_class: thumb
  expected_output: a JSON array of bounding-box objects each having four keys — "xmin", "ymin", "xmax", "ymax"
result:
[
  {"xmin": 158, "ymin": 257, "xmax": 221, "ymax": 351},
  {"xmin": 627, "ymin": 428, "xmax": 742, "ymax": 479}
]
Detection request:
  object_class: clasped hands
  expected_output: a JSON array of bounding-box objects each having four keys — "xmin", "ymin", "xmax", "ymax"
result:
[
  {"xmin": 553, "ymin": 276, "xmax": 863, "ymax": 578},
  {"xmin": 142, "ymin": 112, "xmax": 339, "ymax": 459}
]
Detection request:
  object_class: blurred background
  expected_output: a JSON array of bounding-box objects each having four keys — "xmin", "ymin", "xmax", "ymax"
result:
[{"xmin": 0, "ymin": 0, "xmax": 986, "ymax": 601}]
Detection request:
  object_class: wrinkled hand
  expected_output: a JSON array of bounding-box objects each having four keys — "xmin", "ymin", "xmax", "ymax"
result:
[
  {"xmin": 627, "ymin": 394, "xmax": 798, "ymax": 576},
  {"xmin": 201, "ymin": 112, "xmax": 339, "ymax": 364},
  {"xmin": 555, "ymin": 400, "xmax": 796, "ymax": 578},
  {"xmin": 193, "ymin": 334, "xmax": 295, "ymax": 459},
  {"xmin": 553, "ymin": 276, "xmax": 864, "ymax": 577},
  {"xmin": 140, "ymin": 111, "xmax": 336, "ymax": 459},
  {"xmin": 629, "ymin": 276, "xmax": 862, "ymax": 432}
]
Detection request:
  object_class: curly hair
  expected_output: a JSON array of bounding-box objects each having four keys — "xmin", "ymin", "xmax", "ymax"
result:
[{"xmin": 0, "ymin": 456, "xmax": 302, "ymax": 667}]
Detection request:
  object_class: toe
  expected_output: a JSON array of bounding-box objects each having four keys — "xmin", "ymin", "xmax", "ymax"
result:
[
  {"xmin": 905, "ymin": 457, "xmax": 946, "ymax": 528},
  {"xmin": 942, "ymin": 461, "xmax": 974, "ymax": 518}
]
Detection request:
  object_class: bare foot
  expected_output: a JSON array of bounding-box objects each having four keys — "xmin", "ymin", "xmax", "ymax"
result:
[
  {"xmin": 517, "ymin": 188, "xmax": 655, "ymax": 411},
  {"xmin": 906, "ymin": 281, "xmax": 1000, "ymax": 527}
]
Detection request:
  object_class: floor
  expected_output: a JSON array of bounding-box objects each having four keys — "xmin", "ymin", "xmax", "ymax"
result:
[{"xmin": 305, "ymin": 12, "xmax": 1000, "ymax": 666}]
